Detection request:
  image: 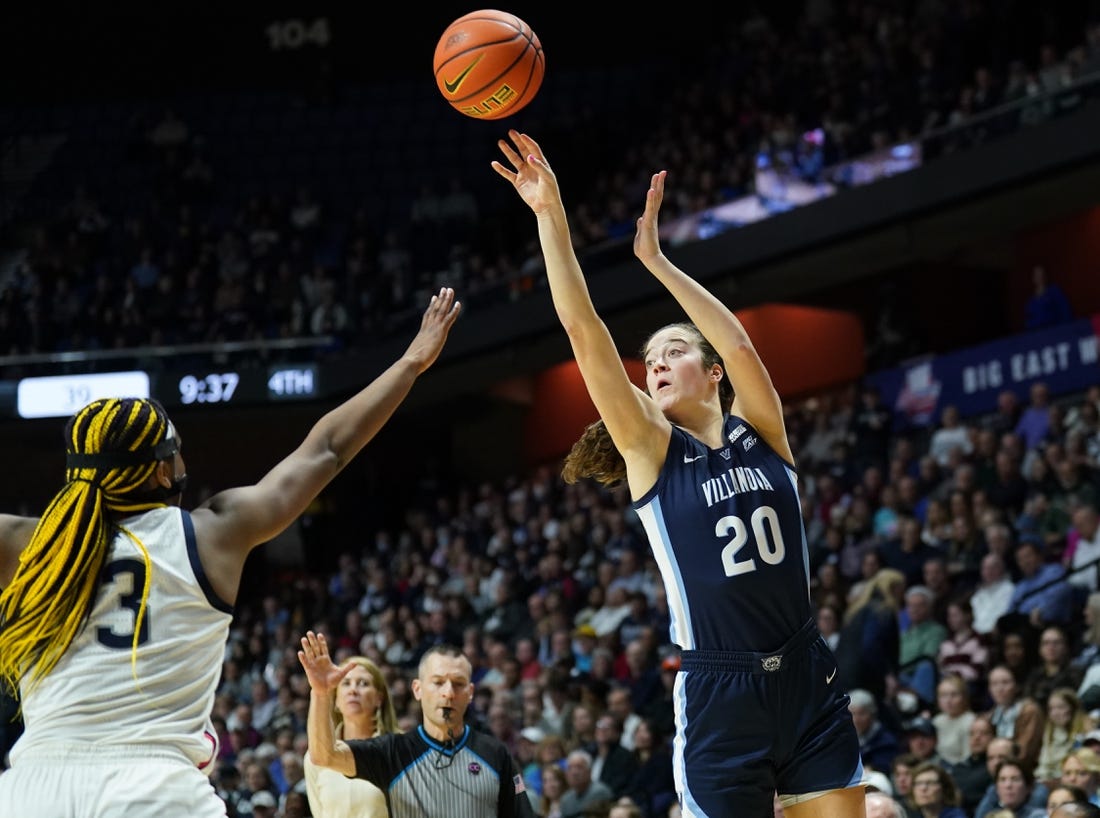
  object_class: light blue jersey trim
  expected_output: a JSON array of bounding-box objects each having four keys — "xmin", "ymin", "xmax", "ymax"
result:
[
  {"xmin": 783, "ymin": 464, "xmax": 813, "ymax": 604},
  {"xmin": 635, "ymin": 496, "xmax": 693, "ymax": 650}
]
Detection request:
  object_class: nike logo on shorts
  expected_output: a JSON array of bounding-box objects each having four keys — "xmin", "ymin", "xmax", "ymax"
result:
[{"xmin": 826, "ymin": 668, "xmax": 837, "ymax": 684}]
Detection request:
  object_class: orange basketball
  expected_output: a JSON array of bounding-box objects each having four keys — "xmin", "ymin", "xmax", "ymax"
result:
[{"xmin": 432, "ymin": 10, "xmax": 544, "ymax": 120}]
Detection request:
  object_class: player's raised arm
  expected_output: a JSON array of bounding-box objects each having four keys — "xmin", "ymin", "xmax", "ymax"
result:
[
  {"xmin": 632, "ymin": 170, "xmax": 790, "ymax": 462},
  {"xmin": 492, "ymin": 131, "xmax": 667, "ymax": 465},
  {"xmin": 299, "ymin": 631, "xmax": 357, "ymax": 776},
  {"xmin": 192, "ymin": 287, "xmax": 460, "ymax": 604}
]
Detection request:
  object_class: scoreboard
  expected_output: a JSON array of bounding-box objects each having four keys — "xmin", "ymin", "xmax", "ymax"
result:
[{"xmin": 7, "ymin": 364, "xmax": 320, "ymax": 419}]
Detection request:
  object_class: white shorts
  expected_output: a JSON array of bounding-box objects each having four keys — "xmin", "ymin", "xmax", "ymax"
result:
[{"xmin": 0, "ymin": 743, "xmax": 227, "ymax": 818}]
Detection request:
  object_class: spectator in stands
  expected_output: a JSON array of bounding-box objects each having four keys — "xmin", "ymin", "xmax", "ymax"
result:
[
  {"xmin": 849, "ymin": 383, "xmax": 895, "ymax": 475},
  {"xmin": 930, "ymin": 405, "xmax": 975, "ymax": 469},
  {"xmin": 891, "ymin": 752, "xmax": 923, "ymax": 818},
  {"xmin": 530, "ymin": 732, "xmax": 569, "ymax": 797},
  {"xmin": 986, "ymin": 664, "xmax": 1046, "ymax": 771},
  {"xmin": 973, "ymin": 553, "xmax": 1018, "ymax": 636},
  {"xmin": 566, "ymin": 703, "xmax": 599, "ymax": 754},
  {"xmin": 1045, "ymin": 783, "xmax": 1090, "ymax": 814},
  {"xmin": 276, "ymin": 749, "xmax": 306, "ymax": 805},
  {"xmin": 1024, "ymin": 266, "xmax": 1073, "ymax": 331},
  {"xmin": 539, "ymin": 763, "xmax": 568, "ymax": 818},
  {"xmin": 617, "ymin": 639, "xmax": 661, "ymax": 718},
  {"xmin": 1017, "ymin": 492, "xmax": 1073, "ymax": 566},
  {"xmin": 985, "ymin": 449, "xmax": 1031, "ymax": 520},
  {"xmin": 1065, "ymin": 424, "xmax": 1100, "ymax": 478},
  {"xmin": 938, "ymin": 598, "xmax": 990, "ymax": 693},
  {"xmin": 1074, "ymin": 593, "xmax": 1100, "ymax": 676},
  {"xmin": 622, "ymin": 717, "xmax": 676, "ymax": 818},
  {"xmin": 249, "ymin": 788, "xmax": 279, "ymax": 817},
  {"xmin": 606, "ymin": 685, "xmax": 643, "ymax": 753},
  {"xmin": 241, "ymin": 759, "xmax": 278, "ymax": 813},
  {"xmin": 835, "ymin": 567, "xmax": 904, "ymax": 703},
  {"xmin": 903, "ymin": 718, "xmax": 943, "ymax": 767},
  {"xmin": 800, "ymin": 410, "xmax": 847, "ymax": 472},
  {"xmin": 1050, "ymin": 460, "xmax": 1100, "ymax": 538},
  {"xmin": 817, "ymin": 601, "xmax": 843, "ymax": 652},
  {"xmin": 1035, "ymin": 688, "xmax": 1091, "ymax": 790},
  {"xmin": 849, "ymin": 688, "xmax": 901, "ymax": 773},
  {"xmin": 561, "ymin": 749, "xmax": 614, "ymax": 818},
  {"xmin": 973, "ymin": 736, "xmax": 1022, "ymax": 818},
  {"xmin": 1060, "ymin": 747, "xmax": 1100, "ymax": 808},
  {"xmin": 1050, "ymin": 802, "xmax": 1100, "ymax": 818},
  {"xmin": 1008, "ymin": 539, "xmax": 1075, "ymax": 628},
  {"xmin": 933, "ymin": 674, "xmax": 978, "ymax": 767},
  {"xmin": 1025, "ymin": 626, "xmax": 1084, "ymax": 706},
  {"xmin": 875, "ymin": 484, "xmax": 904, "ymax": 544},
  {"xmin": 985, "ymin": 519, "xmax": 1020, "ymax": 565},
  {"xmin": 589, "ymin": 714, "xmax": 638, "ymax": 800},
  {"xmin": 922, "ymin": 499, "xmax": 955, "ymax": 551},
  {"xmin": 988, "ymin": 757, "xmax": 1048, "ymax": 818},
  {"xmin": 1066, "ymin": 505, "xmax": 1100, "ymax": 594},
  {"xmin": 899, "ymin": 586, "xmax": 949, "ymax": 708},
  {"xmin": 882, "ymin": 516, "xmax": 945, "ymax": 587},
  {"xmin": 986, "ymin": 393, "xmax": 1024, "ymax": 438},
  {"xmin": 922, "ymin": 555, "xmax": 958, "ymax": 624},
  {"xmin": 945, "ymin": 715, "xmax": 996, "ymax": 815},
  {"xmin": 995, "ymin": 630, "xmax": 1042, "ymax": 691},
  {"xmin": 1018, "ymin": 383, "xmax": 1056, "ymax": 454},
  {"xmin": 910, "ymin": 760, "xmax": 967, "ymax": 818},
  {"xmin": 866, "ymin": 789, "xmax": 908, "ymax": 818}
]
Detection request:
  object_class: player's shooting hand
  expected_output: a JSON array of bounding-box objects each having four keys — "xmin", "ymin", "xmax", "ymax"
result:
[{"xmin": 491, "ymin": 130, "xmax": 561, "ymax": 214}]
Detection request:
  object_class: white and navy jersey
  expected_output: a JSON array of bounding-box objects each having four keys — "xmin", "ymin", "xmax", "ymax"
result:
[
  {"xmin": 13, "ymin": 507, "xmax": 233, "ymax": 769},
  {"xmin": 348, "ymin": 725, "xmax": 535, "ymax": 818},
  {"xmin": 633, "ymin": 415, "xmax": 812, "ymax": 654}
]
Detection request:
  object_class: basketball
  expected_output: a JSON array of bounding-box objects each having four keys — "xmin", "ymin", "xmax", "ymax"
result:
[{"xmin": 432, "ymin": 10, "xmax": 544, "ymax": 120}]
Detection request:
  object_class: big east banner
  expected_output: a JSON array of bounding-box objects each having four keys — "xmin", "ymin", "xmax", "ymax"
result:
[{"xmin": 868, "ymin": 315, "xmax": 1100, "ymax": 429}]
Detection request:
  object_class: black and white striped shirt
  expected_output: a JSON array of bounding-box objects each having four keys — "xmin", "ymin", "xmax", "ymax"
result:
[{"xmin": 348, "ymin": 725, "xmax": 534, "ymax": 818}]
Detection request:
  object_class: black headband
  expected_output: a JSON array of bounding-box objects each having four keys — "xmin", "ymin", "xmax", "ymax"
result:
[{"xmin": 66, "ymin": 435, "xmax": 178, "ymax": 471}]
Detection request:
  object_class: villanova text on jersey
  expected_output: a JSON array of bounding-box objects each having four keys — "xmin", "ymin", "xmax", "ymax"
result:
[{"xmin": 700, "ymin": 466, "xmax": 773, "ymax": 507}]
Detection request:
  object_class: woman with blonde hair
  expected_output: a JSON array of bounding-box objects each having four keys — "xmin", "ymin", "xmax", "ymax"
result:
[
  {"xmin": 931, "ymin": 674, "xmax": 976, "ymax": 766},
  {"xmin": 1036, "ymin": 688, "xmax": 1091, "ymax": 789},
  {"xmin": 304, "ymin": 656, "xmax": 400, "ymax": 817},
  {"xmin": 539, "ymin": 763, "xmax": 568, "ymax": 818},
  {"xmin": 1061, "ymin": 746, "xmax": 1100, "ymax": 806},
  {"xmin": 834, "ymin": 567, "xmax": 906, "ymax": 703}
]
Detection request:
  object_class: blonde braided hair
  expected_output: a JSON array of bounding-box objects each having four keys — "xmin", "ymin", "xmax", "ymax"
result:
[{"xmin": 0, "ymin": 397, "xmax": 176, "ymax": 697}]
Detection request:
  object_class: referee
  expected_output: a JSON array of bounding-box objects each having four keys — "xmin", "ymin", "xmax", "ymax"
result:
[{"xmin": 300, "ymin": 632, "xmax": 535, "ymax": 818}]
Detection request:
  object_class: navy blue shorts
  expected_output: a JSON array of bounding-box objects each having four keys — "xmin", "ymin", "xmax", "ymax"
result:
[{"xmin": 673, "ymin": 619, "xmax": 864, "ymax": 817}]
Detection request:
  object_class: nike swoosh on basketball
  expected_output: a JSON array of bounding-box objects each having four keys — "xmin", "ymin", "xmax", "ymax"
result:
[
  {"xmin": 443, "ymin": 56, "xmax": 482, "ymax": 94},
  {"xmin": 826, "ymin": 668, "xmax": 837, "ymax": 684},
  {"xmin": 683, "ymin": 454, "xmax": 705, "ymax": 463}
]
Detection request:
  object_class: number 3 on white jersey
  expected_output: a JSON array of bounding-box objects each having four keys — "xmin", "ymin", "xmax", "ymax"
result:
[{"xmin": 718, "ymin": 505, "xmax": 786, "ymax": 577}]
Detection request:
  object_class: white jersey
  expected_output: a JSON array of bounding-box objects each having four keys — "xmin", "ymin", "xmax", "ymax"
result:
[{"xmin": 12, "ymin": 507, "xmax": 233, "ymax": 768}]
